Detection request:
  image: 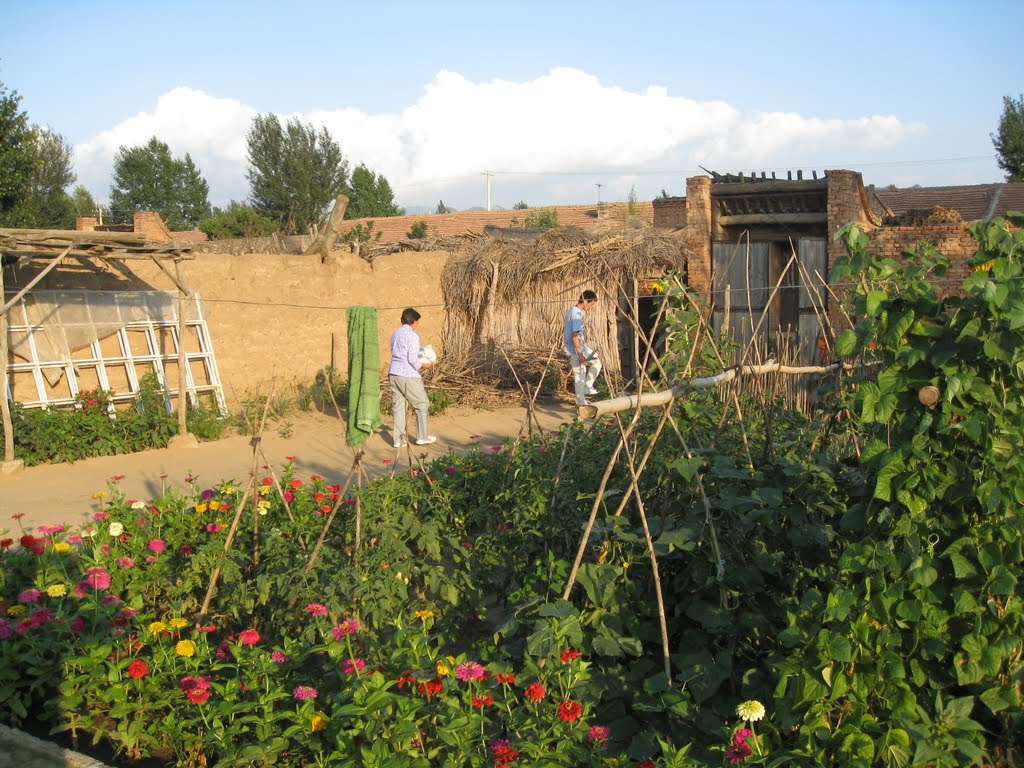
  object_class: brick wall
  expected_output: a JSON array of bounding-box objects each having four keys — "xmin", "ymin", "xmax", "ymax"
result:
[
  {"xmin": 652, "ymin": 197, "xmax": 686, "ymax": 229},
  {"xmin": 826, "ymin": 222, "xmax": 979, "ymax": 333}
]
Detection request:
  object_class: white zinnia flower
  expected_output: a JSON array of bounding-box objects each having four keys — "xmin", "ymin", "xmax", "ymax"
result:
[
  {"xmin": 736, "ymin": 700, "xmax": 766, "ymax": 722},
  {"xmin": 108, "ymin": 522, "xmax": 124, "ymax": 537}
]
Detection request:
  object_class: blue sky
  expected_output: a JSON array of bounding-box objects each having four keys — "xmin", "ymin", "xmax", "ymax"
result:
[{"xmin": 2, "ymin": 0, "xmax": 1018, "ymax": 212}]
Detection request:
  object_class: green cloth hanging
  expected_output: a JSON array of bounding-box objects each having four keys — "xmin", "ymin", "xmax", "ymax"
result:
[{"xmin": 345, "ymin": 306, "xmax": 382, "ymax": 447}]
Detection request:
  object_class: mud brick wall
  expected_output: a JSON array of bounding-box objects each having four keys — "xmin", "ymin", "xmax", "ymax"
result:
[{"xmin": 5, "ymin": 249, "xmax": 449, "ymax": 407}]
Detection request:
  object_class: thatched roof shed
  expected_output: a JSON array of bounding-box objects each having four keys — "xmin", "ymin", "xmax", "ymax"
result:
[{"xmin": 439, "ymin": 223, "xmax": 688, "ymax": 392}]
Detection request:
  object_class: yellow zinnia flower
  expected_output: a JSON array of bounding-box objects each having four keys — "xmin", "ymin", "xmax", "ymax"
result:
[
  {"xmin": 52, "ymin": 542, "xmax": 71, "ymax": 553},
  {"xmin": 414, "ymin": 609, "xmax": 435, "ymax": 622},
  {"xmin": 175, "ymin": 640, "xmax": 197, "ymax": 657},
  {"xmin": 169, "ymin": 617, "xmax": 189, "ymax": 630},
  {"xmin": 195, "ymin": 502, "xmax": 208, "ymax": 514},
  {"xmin": 208, "ymin": 500, "xmax": 221, "ymax": 512},
  {"xmin": 46, "ymin": 584, "xmax": 67, "ymax": 598},
  {"xmin": 148, "ymin": 621, "xmax": 167, "ymax": 635},
  {"xmin": 310, "ymin": 715, "xmax": 328, "ymax": 732},
  {"xmin": 7, "ymin": 605, "xmax": 26, "ymax": 616},
  {"xmin": 436, "ymin": 660, "xmax": 450, "ymax": 677}
]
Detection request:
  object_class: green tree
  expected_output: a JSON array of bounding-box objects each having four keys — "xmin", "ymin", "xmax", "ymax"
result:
[
  {"xmin": 345, "ymin": 163, "xmax": 404, "ymax": 219},
  {"xmin": 435, "ymin": 200, "xmax": 453, "ymax": 214},
  {"xmin": 198, "ymin": 201, "xmax": 277, "ymax": 240},
  {"xmin": 992, "ymin": 94, "xmax": 1024, "ymax": 182},
  {"xmin": 14, "ymin": 127, "xmax": 77, "ymax": 228},
  {"xmin": 109, "ymin": 137, "xmax": 211, "ymax": 229},
  {"xmin": 0, "ymin": 81, "xmax": 34, "ymax": 225},
  {"xmin": 513, "ymin": 200, "xmax": 529, "ymax": 210},
  {"xmin": 407, "ymin": 220, "xmax": 428, "ymax": 239},
  {"xmin": 246, "ymin": 114, "xmax": 349, "ymax": 234},
  {"xmin": 70, "ymin": 185, "xmax": 98, "ymax": 218}
]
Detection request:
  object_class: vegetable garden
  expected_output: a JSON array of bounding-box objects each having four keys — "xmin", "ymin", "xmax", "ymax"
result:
[{"xmin": 1, "ymin": 217, "xmax": 1022, "ymax": 767}]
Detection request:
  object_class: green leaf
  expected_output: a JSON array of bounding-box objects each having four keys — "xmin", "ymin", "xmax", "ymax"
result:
[
  {"xmin": 986, "ymin": 565, "xmax": 1017, "ymax": 595},
  {"xmin": 865, "ymin": 289, "xmax": 888, "ymax": 317}
]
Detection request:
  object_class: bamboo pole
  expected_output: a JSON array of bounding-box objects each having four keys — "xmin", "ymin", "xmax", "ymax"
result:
[
  {"xmin": 0, "ymin": 264, "xmax": 13, "ymax": 464},
  {"xmin": 579, "ymin": 361, "xmax": 847, "ymax": 419},
  {"xmin": 174, "ymin": 260, "xmax": 189, "ymax": 438}
]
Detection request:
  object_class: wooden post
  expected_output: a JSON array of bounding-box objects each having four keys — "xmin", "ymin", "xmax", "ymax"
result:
[
  {"xmin": 0, "ymin": 264, "xmax": 14, "ymax": 464},
  {"xmin": 174, "ymin": 259, "xmax": 189, "ymax": 438}
]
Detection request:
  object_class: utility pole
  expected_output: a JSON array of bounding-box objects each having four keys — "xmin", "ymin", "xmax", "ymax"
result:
[
  {"xmin": 482, "ymin": 171, "xmax": 493, "ymax": 211},
  {"xmin": 595, "ymin": 183, "xmax": 603, "ymax": 218}
]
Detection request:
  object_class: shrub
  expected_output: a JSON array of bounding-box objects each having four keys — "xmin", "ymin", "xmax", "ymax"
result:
[{"xmin": 407, "ymin": 220, "xmax": 428, "ymax": 239}]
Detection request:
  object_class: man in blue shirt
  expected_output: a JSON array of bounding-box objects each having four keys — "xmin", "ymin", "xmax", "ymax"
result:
[
  {"xmin": 388, "ymin": 308, "xmax": 435, "ymax": 447},
  {"xmin": 563, "ymin": 290, "xmax": 602, "ymax": 406}
]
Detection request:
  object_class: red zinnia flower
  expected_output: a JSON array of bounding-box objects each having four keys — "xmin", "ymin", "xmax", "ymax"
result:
[
  {"xmin": 495, "ymin": 673, "xmax": 516, "ymax": 685},
  {"xmin": 560, "ymin": 648, "xmax": 580, "ymax": 663},
  {"xmin": 471, "ymin": 694, "xmax": 494, "ymax": 708},
  {"xmin": 186, "ymin": 688, "xmax": 210, "ymax": 704},
  {"xmin": 417, "ymin": 677, "xmax": 443, "ymax": 698},
  {"xmin": 238, "ymin": 628, "xmax": 260, "ymax": 645},
  {"xmin": 523, "ymin": 682, "xmax": 545, "ymax": 702},
  {"xmin": 127, "ymin": 659, "xmax": 148, "ymax": 679},
  {"xmin": 557, "ymin": 699, "xmax": 583, "ymax": 722}
]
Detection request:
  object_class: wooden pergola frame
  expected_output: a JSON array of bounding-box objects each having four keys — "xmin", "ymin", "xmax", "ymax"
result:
[{"xmin": 0, "ymin": 229, "xmax": 196, "ymax": 466}]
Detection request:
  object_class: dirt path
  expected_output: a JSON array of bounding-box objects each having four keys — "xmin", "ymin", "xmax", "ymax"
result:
[{"xmin": 2, "ymin": 401, "xmax": 577, "ymax": 535}]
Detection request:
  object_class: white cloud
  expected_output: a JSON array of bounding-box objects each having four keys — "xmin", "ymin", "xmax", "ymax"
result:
[{"xmin": 72, "ymin": 69, "xmax": 926, "ymax": 210}]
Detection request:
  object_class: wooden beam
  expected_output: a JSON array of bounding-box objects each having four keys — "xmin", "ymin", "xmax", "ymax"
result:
[
  {"xmin": 716, "ymin": 212, "xmax": 828, "ymax": 226},
  {"xmin": 2, "ymin": 248, "xmax": 194, "ymax": 262},
  {"xmin": 0, "ymin": 228, "xmax": 147, "ymax": 245},
  {"xmin": 710, "ymin": 179, "xmax": 828, "ymax": 196}
]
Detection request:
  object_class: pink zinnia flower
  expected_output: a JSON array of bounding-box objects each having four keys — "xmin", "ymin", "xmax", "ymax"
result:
[
  {"xmin": 587, "ymin": 725, "xmax": 610, "ymax": 747},
  {"xmin": 148, "ymin": 538, "xmax": 165, "ymax": 552},
  {"xmin": 455, "ymin": 661, "xmax": 486, "ymax": 681},
  {"xmin": 305, "ymin": 603, "xmax": 328, "ymax": 616},
  {"xmin": 331, "ymin": 619, "xmax": 359, "ymax": 640},
  {"xmin": 18, "ymin": 589, "xmax": 41, "ymax": 604},
  {"xmin": 85, "ymin": 567, "xmax": 111, "ymax": 590},
  {"xmin": 206, "ymin": 523, "xmax": 221, "ymax": 533},
  {"xmin": 293, "ymin": 685, "xmax": 318, "ymax": 700},
  {"xmin": 118, "ymin": 557, "xmax": 135, "ymax": 568},
  {"xmin": 271, "ymin": 650, "xmax": 287, "ymax": 663},
  {"xmin": 238, "ymin": 628, "xmax": 260, "ymax": 645},
  {"xmin": 342, "ymin": 658, "xmax": 366, "ymax": 675}
]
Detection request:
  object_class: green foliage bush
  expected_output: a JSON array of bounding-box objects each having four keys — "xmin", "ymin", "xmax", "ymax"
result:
[
  {"xmin": 407, "ymin": 220, "xmax": 428, "ymax": 239},
  {"xmin": 0, "ymin": 374, "xmax": 222, "ymax": 465},
  {"xmin": 198, "ymin": 201, "xmax": 277, "ymax": 239}
]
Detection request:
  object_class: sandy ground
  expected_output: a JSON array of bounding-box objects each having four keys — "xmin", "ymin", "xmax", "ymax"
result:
[{"xmin": 1, "ymin": 400, "xmax": 578, "ymax": 536}]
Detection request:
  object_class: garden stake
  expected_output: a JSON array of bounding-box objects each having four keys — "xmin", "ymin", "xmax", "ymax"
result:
[
  {"xmin": 617, "ymin": 421, "xmax": 673, "ymax": 684},
  {"xmin": 201, "ymin": 385, "xmax": 275, "ymax": 615},
  {"xmin": 562, "ymin": 404, "xmax": 642, "ymax": 601},
  {"xmin": 300, "ymin": 451, "xmax": 364, "ymax": 578}
]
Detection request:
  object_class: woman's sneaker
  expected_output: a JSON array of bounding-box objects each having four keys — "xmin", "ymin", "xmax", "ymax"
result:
[{"xmin": 414, "ymin": 435, "xmax": 437, "ymax": 445}]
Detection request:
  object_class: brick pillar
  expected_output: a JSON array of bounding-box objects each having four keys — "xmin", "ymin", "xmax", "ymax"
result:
[
  {"xmin": 685, "ymin": 176, "xmax": 712, "ymax": 295},
  {"xmin": 826, "ymin": 169, "xmax": 872, "ymax": 334},
  {"xmin": 76, "ymin": 216, "xmax": 98, "ymax": 231}
]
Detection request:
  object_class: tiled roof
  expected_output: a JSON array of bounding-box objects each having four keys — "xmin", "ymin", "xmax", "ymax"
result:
[
  {"xmin": 874, "ymin": 183, "xmax": 1024, "ymax": 222},
  {"xmin": 334, "ymin": 202, "xmax": 654, "ymax": 244}
]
